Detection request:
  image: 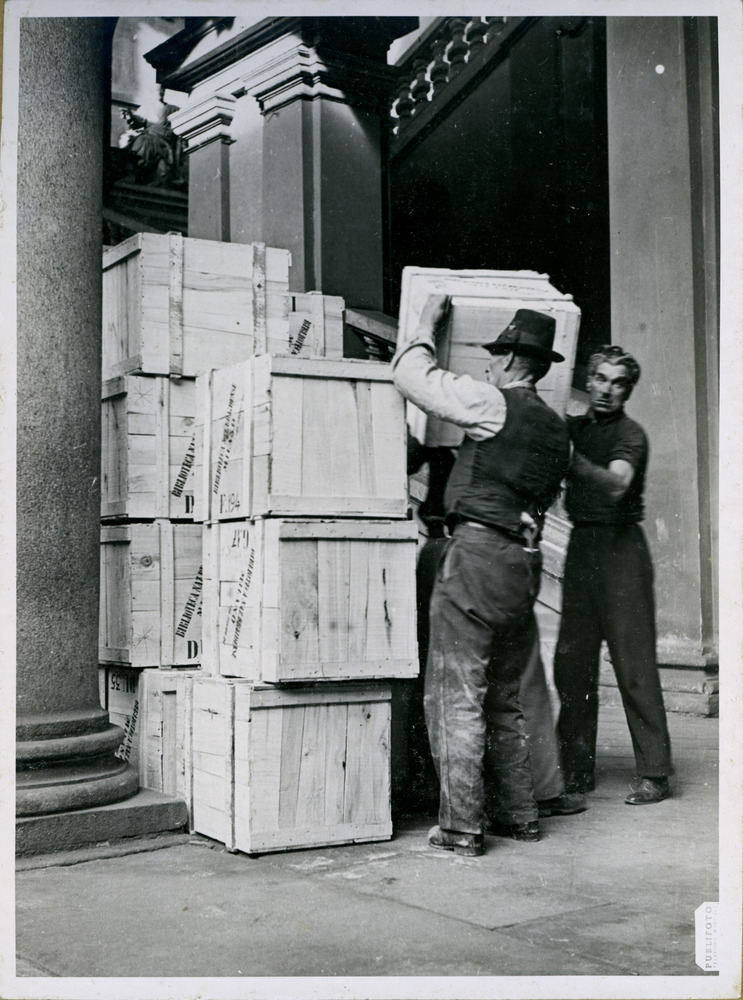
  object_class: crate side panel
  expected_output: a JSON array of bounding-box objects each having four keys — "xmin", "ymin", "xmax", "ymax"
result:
[
  {"xmin": 343, "ymin": 699, "xmax": 391, "ymax": 827},
  {"xmin": 368, "ymin": 381, "xmax": 407, "ymax": 499},
  {"xmin": 216, "ymin": 523, "xmax": 261, "ymax": 679},
  {"xmin": 292, "ymin": 703, "xmax": 329, "ymax": 830},
  {"xmin": 99, "ymin": 534, "xmax": 133, "ymax": 660},
  {"xmin": 169, "ymin": 526, "xmax": 203, "ymax": 666},
  {"xmin": 316, "ymin": 539, "xmax": 352, "ymax": 665},
  {"xmin": 266, "ymin": 376, "xmax": 303, "ymax": 504},
  {"xmin": 102, "ymin": 248, "xmax": 142, "ymax": 379},
  {"xmin": 209, "ymin": 365, "xmax": 250, "ymax": 520},
  {"xmin": 276, "ymin": 538, "xmax": 321, "ymax": 671}
]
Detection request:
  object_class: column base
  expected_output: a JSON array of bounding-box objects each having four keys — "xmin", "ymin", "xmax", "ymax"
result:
[
  {"xmin": 16, "ymin": 788, "xmax": 189, "ymax": 857},
  {"xmin": 17, "ymin": 722, "xmax": 140, "ymax": 816}
]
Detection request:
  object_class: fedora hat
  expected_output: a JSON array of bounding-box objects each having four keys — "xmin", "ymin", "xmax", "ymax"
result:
[{"xmin": 482, "ymin": 309, "xmax": 564, "ymax": 363}]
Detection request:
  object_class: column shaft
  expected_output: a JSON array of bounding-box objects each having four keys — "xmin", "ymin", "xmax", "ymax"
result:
[{"xmin": 16, "ymin": 17, "xmax": 138, "ymax": 815}]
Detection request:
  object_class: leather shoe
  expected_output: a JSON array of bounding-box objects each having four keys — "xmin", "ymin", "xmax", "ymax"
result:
[
  {"xmin": 427, "ymin": 825, "xmax": 485, "ymax": 857},
  {"xmin": 538, "ymin": 792, "xmax": 587, "ymax": 817},
  {"xmin": 487, "ymin": 819, "xmax": 540, "ymax": 842},
  {"xmin": 565, "ymin": 770, "xmax": 595, "ymax": 794},
  {"xmin": 625, "ymin": 776, "xmax": 670, "ymax": 805}
]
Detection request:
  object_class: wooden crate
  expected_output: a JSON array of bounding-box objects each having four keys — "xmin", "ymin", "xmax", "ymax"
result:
[
  {"xmin": 101, "ymin": 375, "xmax": 198, "ymax": 520},
  {"xmin": 265, "ymin": 290, "xmax": 345, "ymax": 358},
  {"xmin": 191, "ymin": 676, "xmax": 392, "ymax": 854},
  {"xmin": 102, "ymin": 233, "xmax": 290, "ymax": 379},
  {"xmin": 201, "ymin": 519, "xmax": 419, "ymax": 683},
  {"xmin": 398, "ymin": 266, "xmax": 581, "ymax": 448},
  {"xmin": 99, "ymin": 521, "xmax": 203, "ymax": 667},
  {"xmin": 139, "ymin": 668, "xmax": 197, "ymax": 811},
  {"xmin": 99, "ymin": 665, "xmax": 142, "ymax": 771},
  {"xmin": 195, "ymin": 355, "xmax": 407, "ymax": 521}
]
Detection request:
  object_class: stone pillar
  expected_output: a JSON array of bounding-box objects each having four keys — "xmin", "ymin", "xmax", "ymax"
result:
[
  {"xmin": 170, "ymin": 93, "xmax": 236, "ymax": 241},
  {"xmin": 15, "ymin": 17, "xmax": 139, "ymax": 818},
  {"xmin": 606, "ymin": 17, "xmax": 718, "ymax": 676},
  {"xmin": 152, "ymin": 18, "xmax": 416, "ymax": 310},
  {"xmin": 248, "ymin": 32, "xmax": 394, "ymax": 309}
]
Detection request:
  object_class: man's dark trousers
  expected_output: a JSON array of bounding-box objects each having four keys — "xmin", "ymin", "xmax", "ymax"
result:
[
  {"xmin": 554, "ymin": 523, "xmax": 673, "ymax": 780},
  {"xmin": 424, "ymin": 523, "xmax": 542, "ymax": 835}
]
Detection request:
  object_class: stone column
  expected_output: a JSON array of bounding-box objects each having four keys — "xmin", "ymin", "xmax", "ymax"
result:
[
  {"xmin": 606, "ymin": 17, "xmax": 718, "ymax": 675},
  {"xmin": 15, "ymin": 18, "xmax": 139, "ymax": 818},
  {"xmin": 154, "ymin": 18, "xmax": 415, "ymax": 310},
  {"xmin": 170, "ymin": 93, "xmax": 236, "ymax": 241},
  {"xmin": 249, "ymin": 32, "xmax": 395, "ymax": 310}
]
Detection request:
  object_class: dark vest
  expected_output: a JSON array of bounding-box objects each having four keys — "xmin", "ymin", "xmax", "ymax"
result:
[{"xmin": 444, "ymin": 387, "xmax": 570, "ymax": 535}]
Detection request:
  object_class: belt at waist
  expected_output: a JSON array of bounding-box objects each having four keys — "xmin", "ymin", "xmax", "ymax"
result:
[{"xmin": 456, "ymin": 519, "xmax": 527, "ymax": 544}]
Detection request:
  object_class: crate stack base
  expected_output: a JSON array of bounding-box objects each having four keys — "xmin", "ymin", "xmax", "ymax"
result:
[
  {"xmin": 192, "ymin": 677, "xmax": 392, "ymax": 854},
  {"xmin": 191, "ymin": 348, "xmax": 415, "ymax": 853},
  {"xmin": 99, "ymin": 236, "xmax": 346, "ymax": 781},
  {"xmin": 98, "ymin": 665, "xmax": 197, "ymax": 812}
]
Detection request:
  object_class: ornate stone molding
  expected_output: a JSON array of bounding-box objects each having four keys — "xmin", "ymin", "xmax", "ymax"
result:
[
  {"xmin": 169, "ymin": 93, "xmax": 236, "ymax": 152},
  {"xmin": 240, "ymin": 37, "xmax": 396, "ymax": 116}
]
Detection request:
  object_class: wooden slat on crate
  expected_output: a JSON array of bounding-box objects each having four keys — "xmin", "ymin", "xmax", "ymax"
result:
[
  {"xmin": 99, "ymin": 521, "xmax": 203, "ymax": 667},
  {"xmin": 191, "ymin": 677, "xmax": 392, "ymax": 854},
  {"xmin": 397, "ymin": 266, "xmax": 581, "ymax": 448},
  {"xmin": 139, "ymin": 669, "xmax": 196, "ymax": 815},
  {"xmin": 102, "ymin": 233, "xmax": 291, "ymax": 379},
  {"xmin": 201, "ymin": 519, "xmax": 418, "ymax": 683},
  {"xmin": 191, "ymin": 676, "xmax": 235, "ymax": 846},
  {"xmin": 101, "ymin": 374, "xmax": 200, "ymax": 520},
  {"xmin": 195, "ymin": 355, "xmax": 407, "ymax": 521}
]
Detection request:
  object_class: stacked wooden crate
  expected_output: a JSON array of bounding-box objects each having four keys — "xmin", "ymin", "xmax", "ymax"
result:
[
  {"xmin": 192, "ymin": 344, "xmax": 417, "ymax": 853},
  {"xmin": 98, "ymin": 233, "xmax": 345, "ymax": 789}
]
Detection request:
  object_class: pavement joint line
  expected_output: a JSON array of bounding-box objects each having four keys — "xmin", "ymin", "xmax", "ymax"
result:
[{"xmin": 15, "ymin": 954, "xmax": 62, "ymax": 977}]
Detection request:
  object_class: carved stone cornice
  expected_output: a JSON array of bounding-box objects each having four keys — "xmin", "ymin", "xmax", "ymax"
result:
[
  {"xmin": 169, "ymin": 93, "xmax": 236, "ymax": 152},
  {"xmin": 242, "ymin": 38, "xmax": 397, "ymax": 116}
]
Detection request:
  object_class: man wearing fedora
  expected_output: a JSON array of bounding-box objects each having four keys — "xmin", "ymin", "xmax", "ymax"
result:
[{"xmin": 392, "ymin": 294, "xmax": 573, "ymax": 856}]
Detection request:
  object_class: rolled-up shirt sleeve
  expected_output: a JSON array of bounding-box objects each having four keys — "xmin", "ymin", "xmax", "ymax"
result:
[{"xmin": 392, "ymin": 342, "xmax": 507, "ymax": 442}]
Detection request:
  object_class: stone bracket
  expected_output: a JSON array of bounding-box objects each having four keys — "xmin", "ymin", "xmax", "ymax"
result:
[{"xmin": 170, "ymin": 93, "xmax": 237, "ymax": 152}]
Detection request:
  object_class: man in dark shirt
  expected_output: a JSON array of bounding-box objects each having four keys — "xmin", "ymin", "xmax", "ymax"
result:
[{"xmin": 554, "ymin": 345, "xmax": 673, "ymax": 805}]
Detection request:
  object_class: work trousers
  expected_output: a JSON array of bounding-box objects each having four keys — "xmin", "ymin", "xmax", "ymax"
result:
[
  {"xmin": 424, "ymin": 523, "xmax": 542, "ymax": 834},
  {"xmin": 554, "ymin": 523, "xmax": 673, "ymax": 779},
  {"xmin": 408, "ymin": 536, "xmax": 563, "ymax": 807}
]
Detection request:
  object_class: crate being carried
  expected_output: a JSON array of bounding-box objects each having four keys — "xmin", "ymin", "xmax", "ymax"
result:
[
  {"xmin": 201, "ymin": 518, "xmax": 419, "ymax": 683},
  {"xmin": 191, "ymin": 676, "xmax": 392, "ymax": 854},
  {"xmin": 101, "ymin": 375, "xmax": 198, "ymax": 520},
  {"xmin": 99, "ymin": 520, "xmax": 203, "ymax": 667},
  {"xmin": 102, "ymin": 233, "xmax": 291, "ymax": 379},
  {"xmin": 195, "ymin": 355, "xmax": 408, "ymax": 521},
  {"xmin": 398, "ymin": 266, "xmax": 581, "ymax": 448}
]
